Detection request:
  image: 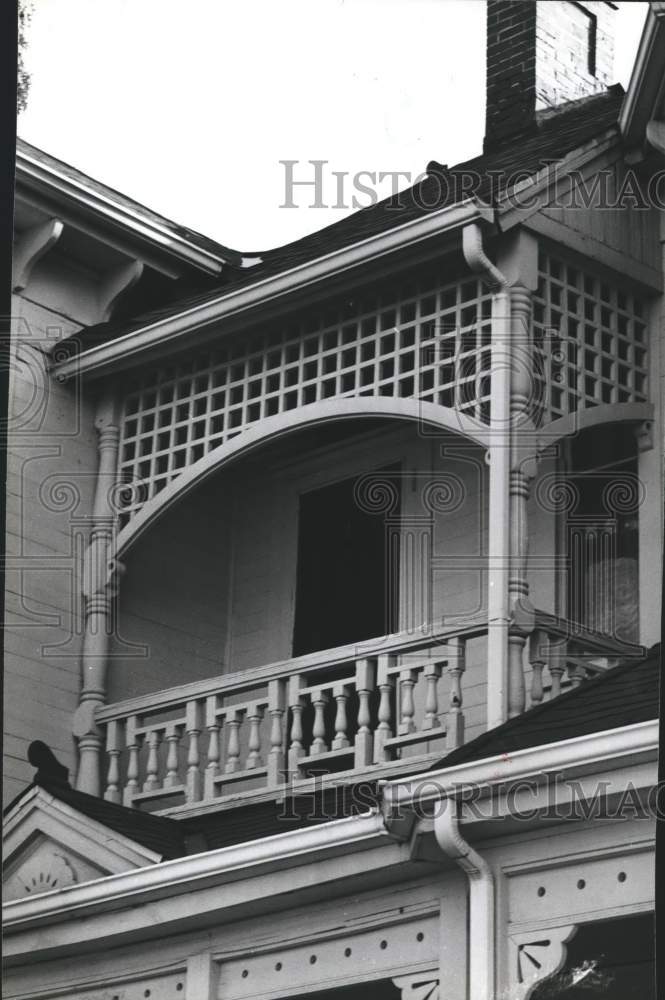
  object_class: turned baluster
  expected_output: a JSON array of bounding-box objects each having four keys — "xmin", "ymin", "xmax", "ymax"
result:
[
  {"xmin": 423, "ymin": 662, "xmax": 443, "ymax": 730},
  {"xmin": 185, "ymin": 700, "xmax": 202, "ymax": 802},
  {"xmin": 354, "ymin": 658, "xmax": 376, "ymax": 767},
  {"xmin": 104, "ymin": 720, "xmax": 121, "ymax": 803},
  {"xmin": 225, "ymin": 710, "xmax": 242, "ymax": 773},
  {"xmin": 446, "ymin": 639, "xmax": 466, "ymax": 750},
  {"xmin": 204, "ymin": 696, "xmax": 221, "ymax": 799},
  {"xmin": 124, "ymin": 716, "xmax": 140, "ymax": 806},
  {"xmin": 246, "ymin": 706, "xmax": 263, "ymax": 769},
  {"xmin": 374, "ymin": 655, "xmax": 395, "ymax": 763},
  {"xmin": 567, "ymin": 662, "xmax": 584, "ymax": 688},
  {"xmin": 528, "ymin": 629, "xmax": 549, "ymax": 706},
  {"xmin": 267, "ymin": 679, "xmax": 286, "ymax": 787},
  {"xmin": 548, "ymin": 643, "xmax": 567, "ymax": 699},
  {"xmin": 398, "ymin": 669, "xmax": 418, "ymax": 735},
  {"xmin": 311, "ymin": 690, "xmax": 329, "ymax": 754},
  {"xmin": 288, "ymin": 676, "xmax": 306, "ymax": 777},
  {"xmin": 332, "ymin": 684, "xmax": 351, "ymax": 750},
  {"xmin": 144, "ymin": 730, "xmax": 161, "ymax": 791},
  {"xmin": 164, "ymin": 724, "xmax": 181, "ymax": 787}
]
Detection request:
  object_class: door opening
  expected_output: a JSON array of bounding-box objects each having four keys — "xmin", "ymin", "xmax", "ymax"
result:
[{"xmin": 292, "ymin": 465, "xmax": 400, "ymax": 657}]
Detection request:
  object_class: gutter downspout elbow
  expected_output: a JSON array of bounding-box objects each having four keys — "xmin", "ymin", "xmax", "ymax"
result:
[
  {"xmin": 462, "ymin": 222, "xmax": 511, "ymax": 730},
  {"xmin": 435, "ymin": 803, "xmax": 495, "ymax": 1000}
]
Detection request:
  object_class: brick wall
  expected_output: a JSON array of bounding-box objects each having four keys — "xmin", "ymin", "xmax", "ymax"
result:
[{"xmin": 485, "ymin": 0, "xmax": 615, "ymax": 151}]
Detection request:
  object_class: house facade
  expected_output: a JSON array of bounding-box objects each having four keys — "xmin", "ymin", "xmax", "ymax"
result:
[{"xmin": 3, "ymin": 3, "xmax": 663, "ymax": 998}]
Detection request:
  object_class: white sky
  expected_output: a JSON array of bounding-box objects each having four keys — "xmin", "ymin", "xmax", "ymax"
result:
[{"xmin": 18, "ymin": 0, "xmax": 648, "ymax": 253}]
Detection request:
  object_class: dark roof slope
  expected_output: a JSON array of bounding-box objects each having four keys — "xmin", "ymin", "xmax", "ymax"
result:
[
  {"xmin": 178, "ymin": 782, "xmax": 381, "ymax": 851},
  {"xmin": 432, "ymin": 643, "xmax": 660, "ymax": 770},
  {"xmin": 60, "ymin": 87, "xmax": 624, "ymax": 357}
]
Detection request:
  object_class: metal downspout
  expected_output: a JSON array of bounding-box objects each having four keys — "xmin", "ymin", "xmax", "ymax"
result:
[{"xmin": 434, "ymin": 802, "xmax": 495, "ymax": 1000}]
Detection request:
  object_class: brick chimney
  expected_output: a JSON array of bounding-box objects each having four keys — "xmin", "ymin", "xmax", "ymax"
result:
[{"xmin": 484, "ymin": 0, "xmax": 616, "ymax": 151}]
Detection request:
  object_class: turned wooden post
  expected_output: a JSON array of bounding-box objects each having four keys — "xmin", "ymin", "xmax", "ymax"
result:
[
  {"xmin": 398, "ymin": 669, "xmax": 418, "ymax": 735},
  {"xmin": 507, "ymin": 284, "xmax": 537, "ymax": 719},
  {"xmin": 104, "ymin": 719, "xmax": 121, "ymax": 803},
  {"xmin": 446, "ymin": 638, "xmax": 466, "ymax": 750},
  {"xmin": 374, "ymin": 654, "xmax": 395, "ymax": 763},
  {"xmin": 204, "ymin": 696, "xmax": 221, "ymax": 799},
  {"xmin": 185, "ymin": 700, "xmax": 203, "ymax": 802},
  {"xmin": 288, "ymin": 675, "xmax": 306, "ymax": 777},
  {"xmin": 354, "ymin": 658, "xmax": 376, "ymax": 767},
  {"xmin": 267, "ymin": 678, "xmax": 286, "ymax": 786},
  {"xmin": 74, "ymin": 393, "xmax": 123, "ymax": 796},
  {"xmin": 528, "ymin": 629, "xmax": 549, "ymax": 706}
]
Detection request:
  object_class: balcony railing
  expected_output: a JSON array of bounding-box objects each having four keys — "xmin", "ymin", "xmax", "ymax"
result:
[{"xmin": 97, "ymin": 613, "xmax": 641, "ymax": 813}]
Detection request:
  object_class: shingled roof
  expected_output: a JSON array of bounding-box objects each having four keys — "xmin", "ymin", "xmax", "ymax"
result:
[
  {"xmin": 58, "ymin": 86, "xmax": 624, "ymax": 358},
  {"xmin": 431, "ymin": 643, "xmax": 660, "ymax": 770}
]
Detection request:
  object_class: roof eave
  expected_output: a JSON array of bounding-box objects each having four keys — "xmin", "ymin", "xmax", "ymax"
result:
[
  {"xmin": 619, "ymin": 2, "xmax": 665, "ymax": 146},
  {"xmin": 50, "ymin": 198, "xmax": 493, "ymax": 382},
  {"xmin": 16, "ymin": 146, "xmax": 231, "ymax": 276}
]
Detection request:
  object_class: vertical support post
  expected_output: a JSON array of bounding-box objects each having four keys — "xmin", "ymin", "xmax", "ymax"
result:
[
  {"xmin": 267, "ymin": 678, "xmax": 286, "ymax": 787},
  {"xmin": 73, "ymin": 391, "xmax": 122, "ymax": 795},
  {"xmin": 507, "ymin": 284, "xmax": 537, "ymax": 718},
  {"xmin": 185, "ymin": 700, "xmax": 203, "ymax": 802},
  {"xmin": 446, "ymin": 638, "xmax": 466, "ymax": 750},
  {"xmin": 354, "ymin": 657, "xmax": 376, "ymax": 767},
  {"xmin": 486, "ymin": 286, "xmax": 512, "ymax": 729},
  {"xmin": 374, "ymin": 654, "xmax": 395, "ymax": 762}
]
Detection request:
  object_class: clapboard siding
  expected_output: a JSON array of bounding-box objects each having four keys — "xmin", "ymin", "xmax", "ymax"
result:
[
  {"xmin": 541, "ymin": 160, "xmax": 661, "ymax": 269},
  {"xmin": 3, "ymin": 295, "xmax": 97, "ymax": 805}
]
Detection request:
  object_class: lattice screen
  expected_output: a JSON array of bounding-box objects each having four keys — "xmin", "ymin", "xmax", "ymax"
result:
[
  {"xmin": 117, "ymin": 269, "xmax": 492, "ymax": 523},
  {"xmin": 116, "ymin": 251, "xmax": 649, "ymax": 524},
  {"xmin": 534, "ymin": 250, "xmax": 648, "ymax": 423}
]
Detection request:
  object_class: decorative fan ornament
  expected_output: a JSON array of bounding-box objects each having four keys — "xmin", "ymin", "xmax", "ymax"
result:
[{"xmin": 19, "ymin": 852, "xmax": 77, "ymax": 896}]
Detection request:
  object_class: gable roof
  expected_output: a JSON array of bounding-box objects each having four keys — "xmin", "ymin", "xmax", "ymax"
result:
[
  {"xmin": 4, "ymin": 780, "xmax": 186, "ymax": 861},
  {"xmin": 57, "ymin": 86, "xmax": 624, "ymax": 360},
  {"xmin": 431, "ymin": 643, "xmax": 660, "ymax": 770}
]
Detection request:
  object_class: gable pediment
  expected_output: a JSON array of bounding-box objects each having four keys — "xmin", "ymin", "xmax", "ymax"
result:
[{"xmin": 3, "ymin": 786, "xmax": 163, "ymax": 902}]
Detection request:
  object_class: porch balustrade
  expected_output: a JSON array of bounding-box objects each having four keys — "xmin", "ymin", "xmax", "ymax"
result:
[{"xmin": 97, "ymin": 614, "xmax": 639, "ymax": 813}]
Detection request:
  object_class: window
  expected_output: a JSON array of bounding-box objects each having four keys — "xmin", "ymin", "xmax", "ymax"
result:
[{"xmin": 566, "ymin": 426, "xmax": 639, "ymax": 643}]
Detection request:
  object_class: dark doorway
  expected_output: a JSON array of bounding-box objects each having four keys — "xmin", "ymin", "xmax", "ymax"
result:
[{"xmin": 292, "ymin": 466, "xmax": 400, "ymax": 656}]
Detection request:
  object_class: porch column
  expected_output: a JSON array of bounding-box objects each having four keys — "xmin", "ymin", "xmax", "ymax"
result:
[
  {"xmin": 507, "ymin": 284, "xmax": 537, "ymax": 717},
  {"xmin": 73, "ymin": 392, "xmax": 122, "ymax": 794},
  {"xmin": 497, "ymin": 231, "xmax": 539, "ymax": 721}
]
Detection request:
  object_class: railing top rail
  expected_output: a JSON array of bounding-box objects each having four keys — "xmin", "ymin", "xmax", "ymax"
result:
[
  {"xmin": 97, "ymin": 617, "xmax": 487, "ymax": 722},
  {"xmin": 533, "ymin": 610, "xmax": 646, "ymax": 658}
]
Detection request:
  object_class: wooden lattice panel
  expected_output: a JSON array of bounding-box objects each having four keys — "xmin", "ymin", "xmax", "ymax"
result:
[
  {"xmin": 533, "ymin": 251, "xmax": 648, "ymax": 423},
  {"xmin": 116, "ymin": 252, "xmax": 649, "ymax": 523},
  {"xmin": 117, "ymin": 270, "xmax": 492, "ymax": 522}
]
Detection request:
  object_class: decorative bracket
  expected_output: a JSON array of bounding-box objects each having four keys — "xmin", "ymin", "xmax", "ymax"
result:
[
  {"xmin": 508, "ymin": 925, "xmax": 577, "ymax": 1000},
  {"xmin": 634, "ymin": 420, "xmax": 654, "ymax": 453},
  {"xmin": 392, "ymin": 970, "xmax": 439, "ymax": 1000},
  {"xmin": 12, "ymin": 218, "xmax": 64, "ymax": 292},
  {"xmin": 98, "ymin": 259, "xmax": 144, "ymax": 322}
]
